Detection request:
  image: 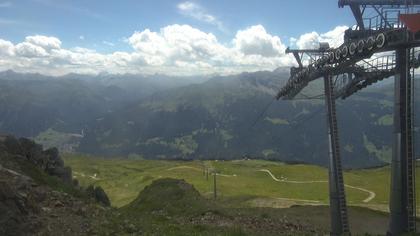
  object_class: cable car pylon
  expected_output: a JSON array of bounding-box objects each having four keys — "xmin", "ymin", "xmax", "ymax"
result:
[{"xmin": 276, "ymin": 1, "xmax": 420, "ymax": 234}]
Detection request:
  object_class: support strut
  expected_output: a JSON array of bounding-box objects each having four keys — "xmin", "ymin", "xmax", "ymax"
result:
[
  {"xmin": 324, "ymin": 75, "xmax": 350, "ymax": 235},
  {"xmin": 388, "ymin": 48, "xmax": 416, "ymax": 235}
]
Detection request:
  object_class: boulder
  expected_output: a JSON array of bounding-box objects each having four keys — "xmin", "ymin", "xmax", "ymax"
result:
[
  {"xmin": 85, "ymin": 185, "xmax": 110, "ymax": 206},
  {"xmin": 44, "ymin": 148, "xmax": 64, "ymax": 171},
  {"xmin": 19, "ymin": 138, "xmax": 45, "ymax": 168},
  {"xmin": 94, "ymin": 186, "xmax": 110, "ymax": 207},
  {"xmin": 44, "ymin": 148, "xmax": 71, "ymax": 183},
  {"xmin": 49, "ymin": 166, "xmax": 72, "ymax": 184}
]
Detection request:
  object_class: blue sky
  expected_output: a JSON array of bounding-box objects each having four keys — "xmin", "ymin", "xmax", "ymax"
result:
[{"xmin": 0, "ymin": 0, "xmax": 355, "ymax": 75}]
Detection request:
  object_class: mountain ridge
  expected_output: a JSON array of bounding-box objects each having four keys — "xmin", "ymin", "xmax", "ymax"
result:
[{"xmin": 0, "ymin": 70, "xmax": 418, "ymax": 168}]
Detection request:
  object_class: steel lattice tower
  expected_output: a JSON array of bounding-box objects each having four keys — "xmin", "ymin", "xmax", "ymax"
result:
[{"xmin": 276, "ymin": 1, "xmax": 420, "ymax": 235}]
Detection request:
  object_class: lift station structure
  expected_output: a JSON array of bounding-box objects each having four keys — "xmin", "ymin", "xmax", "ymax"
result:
[{"xmin": 276, "ymin": 0, "xmax": 420, "ymax": 235}]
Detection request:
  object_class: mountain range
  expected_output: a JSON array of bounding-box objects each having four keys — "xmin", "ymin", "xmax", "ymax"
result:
[{"xmin": 0, "ymin": 69, "xmax": 418, "ymax": 168}]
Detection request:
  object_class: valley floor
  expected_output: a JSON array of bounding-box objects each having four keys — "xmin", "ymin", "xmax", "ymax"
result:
[
  {"xmin": 64, "ymin": 155, "xmax": 418, "ymax": 209},
  {"xmin": 63, "ymin": 154, "xmax": 420, "ymax": 235}
]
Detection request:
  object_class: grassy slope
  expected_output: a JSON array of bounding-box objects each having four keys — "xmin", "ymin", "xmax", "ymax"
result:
[{"xmin": 63, "ymin": 154, "xmax": 420, "ymax": 214}]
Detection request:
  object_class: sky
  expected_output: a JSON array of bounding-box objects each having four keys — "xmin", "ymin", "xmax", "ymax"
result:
[{"xmin": 0, "ymin": 0, "xmax": 356, "ymax": 76}]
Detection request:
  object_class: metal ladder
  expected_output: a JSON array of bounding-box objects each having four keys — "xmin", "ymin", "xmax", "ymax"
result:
[
  {"xmin": 325, "ymin": 75, "xmax": 350, "ymax": 234},
  {"xmin": 331, "ymin": 90, "xmax": 350, "ymax": 234},
  {"xmin": 406, "ymin": 60, "xmax": 416, "ymax": 232}
]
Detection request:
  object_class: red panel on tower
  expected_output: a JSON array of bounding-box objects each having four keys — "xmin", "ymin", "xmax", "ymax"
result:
[{"xmin": 399, "ymin": 13, "xmax": 420, "ymax": 33}]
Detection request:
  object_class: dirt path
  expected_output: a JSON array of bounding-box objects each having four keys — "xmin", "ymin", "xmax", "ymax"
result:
[
  {"xmin": 343, "ymin": 184, "xmax": 376, "ymax": 203},
  {"xmin": 258, "ymin": 169, "xmax": 376, "ymax": 203},
  {"xmin": 258, "ymin": 169, "xmax": 326, "ymax": 184},
  {"xmin": 166, "ymin": 166, "xmax": 237, "ymax": 177},
  {"xmin": 166, "ymin": 166, "xmax": 375, "ymax": 203},
  {"xmin": 167, "ymin": 166, "xmax": 203, "ymax": 172},
  {"xmin": 73, "ymin": 171, "xmax": 101, "ymax": 180},
  {"xmin": 275, "ymin": 197, "xmax": 321, "ymax": 203}
]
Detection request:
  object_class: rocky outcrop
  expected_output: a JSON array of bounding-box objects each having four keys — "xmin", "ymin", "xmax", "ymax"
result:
[
  {"xmin": 0, "ymin": 165, "xmax": 39, "ymax": 236},
  {"xmin": 93, "ymin": 186, "xmax": 111, "ymax": 207},
  {"xmin": 0, "ymin": 164, "xmax": 109, "ymax": 236},
  {"xmin": 19, "ymin": 138, "xmax": 45, "ymax": 168},
  {"xmin": 0, "ymin": 135, "xmax": 113, "ymax": 235},
  {"xmin": 86, "ymin": 185, "xmax": 111, "ymax": 206},
  {"xmin": 0, "ymin": 135, "xmax": 73, "ymax": 184},
  {"xmin": 0, "ymin": 134, "xmax": 111, "ymax": 205},
  {"xmin": 44, "ymin": 147, "xmax": 72, "ymax": 184}
]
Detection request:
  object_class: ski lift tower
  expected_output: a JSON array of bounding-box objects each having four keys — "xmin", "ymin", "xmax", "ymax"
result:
[
  {"xmin": 283, "ymin": 43, "xmax": 354, "ymax": 236},
  {"xmin": 277, "ymin": 0, "xmax": 420, "ymax": 235},
  {"xmin": 338, "ymin": 1, "xmax": 420, "ymax": 234}
]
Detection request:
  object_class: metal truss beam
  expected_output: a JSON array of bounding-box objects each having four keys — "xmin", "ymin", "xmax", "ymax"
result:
[
  {"xmin": 336, "ymin": 70, "xmax": 395, "ymax": 99},
  {"xmin": 339, "ymin": 0, "xmax": 420, "ymax": 7},
  {"xmin": 277, "ymin": 30, "xmax": 420, "ymax": 100},
  {"xmin": 285, "ymin": 45, "xmax": 331, "ymax": 68},
  {"xmin": 349, "ymin": 3, "xmax": 365, "ymax": 29}
]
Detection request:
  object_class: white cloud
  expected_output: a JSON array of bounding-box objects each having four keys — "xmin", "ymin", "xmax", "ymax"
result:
[
  {"xmin": 0, "ymin": 39, "xmax": 14, "ymax": 56},
  {"xmin": 79, "ymin": 35, "xmax": 85, "ymax": 40},
  {"xmin": 0, "ymin": 24, "xmax": 350, "ymax": 76},
  {"xmin": 233, "ymin": 25, "xmax": 286, "ymax": 57},
  {"xmin": 294, "ymin": 26, "xmax": 348, "ymax": 49},
  {"xmin": 15, "ymin": 42, "xmax": 49, "ymax": 57},
  {"xmin": 25, "ymin": 35, "xmax": 61, "ymax": 50},
  {"xmin": 177, "ymin": 1, "xmax": 225, "ymax": 31},
  {"xmin": 127, "ymin": 24, "xmax": 293, "ymax": 71},
  {"xmin": 128, "ymin": 24, "xmax": 228, "ymax": 66}
]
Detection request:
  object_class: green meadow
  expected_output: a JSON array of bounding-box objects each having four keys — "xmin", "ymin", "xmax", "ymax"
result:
[{"xmin": 63, "ymin": 154, "xmax": 419, "ymax": 213}]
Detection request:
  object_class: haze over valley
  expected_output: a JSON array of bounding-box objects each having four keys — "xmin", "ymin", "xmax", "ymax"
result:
[
  {"xmin": 1, "ymin": 69, "xmax": 417, "ymax": 168},
  {"xmin": 1, "ymin": 0, "xmax": 420, "ymax": 235}
]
